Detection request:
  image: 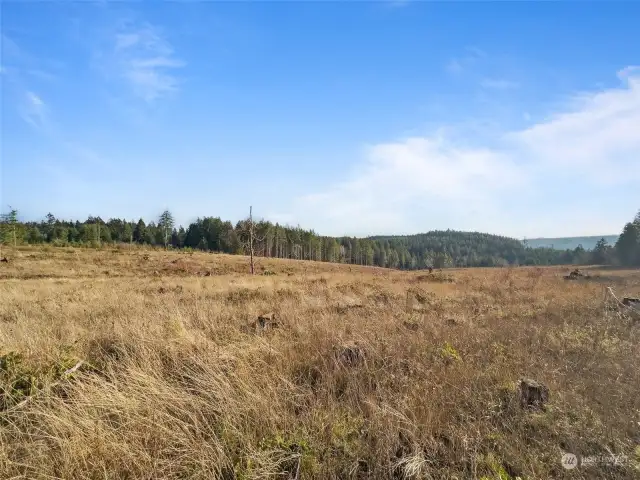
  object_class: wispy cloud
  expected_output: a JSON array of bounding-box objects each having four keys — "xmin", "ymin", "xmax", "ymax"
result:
[
  {"xmin": 445, "ymin": 59, "xmax": 464, "ymax": 75},
  {"xmin": 446, "ymin": 46, "xmax": 486, "ymax": 75},
  {"xmin": 1, "ymin": 33, "xmax": 24, "ymax": 60},
  {"xmin": 278, "ymin": 67, "xmax": 640, "ymax": 238},
  {"xmin": 447, "ymin": 48, "xmax": 519, "ymax": 93},
  {"xmin": 15, "ymin": 89, "xmax": 114, "ymax": 173},
  {"xmin": 61, "ymin": 141, "xmax": 113, "ymax": 171},
  {"xmin": 26, "ymin": 69, "xmax": 59, "ymax": 82},
  {"xmin": 108, "ymin": 22, "xmax": 185, "ymax": 103},
  {"xmin": 2, "ymin": 34, "xmax": 59, "ymax": 132},
  {"xmin": 480, "ymin": 78, "xmax": 519, "ymax": 89},
  {"xmin": 19, "ymin": 91, "xmax": 48, "ymax": 130},
  {"xmin": 0, "ymin": 34, "xmax": 62, "ymax": 83}
]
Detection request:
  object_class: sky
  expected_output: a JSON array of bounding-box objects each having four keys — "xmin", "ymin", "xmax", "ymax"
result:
[{"xmin": 1, "ymin": 1, "xmax": 639, "ymax": 239}]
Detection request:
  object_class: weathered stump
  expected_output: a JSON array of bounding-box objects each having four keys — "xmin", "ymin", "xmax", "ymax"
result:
[
  {"xmin": 256, "ymin": 312, "xmax": 279, "ymax": 331},
  {"xmin": 335, "ymin": 343, "xmax": 365, "ymax": 367},
  {"xmin": 518, "ymin": 378, "xmax": 549, "ymax": 410},
  {"xmin": 243, "ymin": 312, "xmax": 280, "ymax": 334}
]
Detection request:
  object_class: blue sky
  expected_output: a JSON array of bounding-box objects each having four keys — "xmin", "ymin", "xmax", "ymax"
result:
[{"xmin": 1, "ymin": 1, "xmax": 639, "ymax": 238}]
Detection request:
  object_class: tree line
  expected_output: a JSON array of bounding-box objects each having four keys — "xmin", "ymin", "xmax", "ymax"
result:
[{"xmin": 1, "ymin": 208, "xmax": 639, "ymax": 269}]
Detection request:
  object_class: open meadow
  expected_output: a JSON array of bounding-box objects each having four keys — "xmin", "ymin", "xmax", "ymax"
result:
[{"xmin": 1, "ymin": 246, "xmax": 639, "ymax": 479}]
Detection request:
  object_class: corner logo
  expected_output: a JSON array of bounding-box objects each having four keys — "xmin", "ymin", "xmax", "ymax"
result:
[{"xmin": 561, "ymin": 453, "xmax": 578, "ymax": 470}]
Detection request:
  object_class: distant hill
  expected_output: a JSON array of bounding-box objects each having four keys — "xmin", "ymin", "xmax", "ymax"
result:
[
  {"xmin": 369, "ymin": 230, "xmax": 553, "ymax": 267},
  {"xmin": 523, "ymin": 235, "xmax": 619, "ymax": 251}
]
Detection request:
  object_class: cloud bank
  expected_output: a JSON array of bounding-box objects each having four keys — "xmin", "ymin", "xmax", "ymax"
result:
[{"xmin": 276, "ymin": 68, "xmax": 640, "ymax": 238}]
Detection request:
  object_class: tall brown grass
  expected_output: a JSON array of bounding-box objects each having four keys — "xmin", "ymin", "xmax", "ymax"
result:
[{"xmin": 1, "ymin": 247, "xmax": 639, "ymax": 479}]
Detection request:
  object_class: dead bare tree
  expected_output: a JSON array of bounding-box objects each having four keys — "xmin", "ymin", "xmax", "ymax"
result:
[
  {"xmin": 240, "ymin": 206, "xmax": 266, "ymax": 274},
  {"xmin": 249, "ymin": 206, "xmax": 255, "ymax": 274}
]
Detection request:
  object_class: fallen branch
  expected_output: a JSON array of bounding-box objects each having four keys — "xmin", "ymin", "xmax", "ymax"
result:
[
  {"xmin": 293, "ymin": 455, "xmax": 301, "ymax": 480},
  {"xmin": 63, "ymin": 360, "xmax": 84, "ymax": 376},
  {"xmin": 606, "ymin": 287, "xmax": 640, "ymax": 318}
]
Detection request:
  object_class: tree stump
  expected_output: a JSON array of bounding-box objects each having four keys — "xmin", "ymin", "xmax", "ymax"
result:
[
  {"xmin": 255, "ymin": 312, "xmax": 279, "ymax": 331},
  {"xmin": 518, "ymin": 378, "xmax": 549, "ymax": 410},
  {"xmin": 335, "ymin": 343, "xmax": 365, "ymax": 367}
]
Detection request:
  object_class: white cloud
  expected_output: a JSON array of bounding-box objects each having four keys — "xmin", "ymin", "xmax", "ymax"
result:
[
  {"xmin": 278, "ymin": 68, "xmax": 640, "ymax": 238},
  {"xmin": 510, "ymin": 67, "xmax": 640, "ymax": 184},
  {"xmin": 108, "ymin": 23, "xmax": 185, "ymax": 103}
]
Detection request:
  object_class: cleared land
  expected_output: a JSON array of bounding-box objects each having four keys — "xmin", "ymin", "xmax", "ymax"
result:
[{"xmin": 1, "ymin": 246, "xmax": 639, "ymax": 479}]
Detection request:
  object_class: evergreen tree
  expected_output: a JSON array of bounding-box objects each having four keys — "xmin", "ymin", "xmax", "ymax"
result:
[
  {"xmin": 45, "ymin": 213, "xmax": 56, "ymax": 242},
  {"xmin": 145, "ymin": 222, "xmax": 158, "ymax": 245},
  {"xmin": 378, "ymin": 248, "xmax": 387, "ymax": 267},
  {"xmin": 27, "ymin": 226, "xmax": 43, "ymax": 243},
  {"xmin": 591, "ymin": 238, "xmax": 611, "ymax": 265},
  {"xmin": 123, "ymin": 223, "xmax": 133, "ymax": 243},
  {"xmin": 158, "ymin": 210, "xmax": 175, "ymax": 249},
  {"xmin": 1, "ymin": 207, "xmax": 19, "ymax": 246},
  {"xmin": 615, "ymin": 222, "xmax": 640, "ymax": 266},
  {"xmin": 133, "ymin": 219, "xmax": 146, "ymax": 244},
  {"xmin": 80, "ymin": 223, "xmax": 98, "ymax": 245},
  {"xmin": 197, "ymin": 237, "xmax": 208, "ymax": 251}
]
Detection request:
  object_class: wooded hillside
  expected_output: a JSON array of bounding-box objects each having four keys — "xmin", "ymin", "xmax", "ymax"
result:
[{"xmin": 1, "ymin": 209, "xmax": 638, "ymax": 269}]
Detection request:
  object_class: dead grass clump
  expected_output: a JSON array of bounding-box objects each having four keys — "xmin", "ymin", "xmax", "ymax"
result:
[
  {"xmin": 403, "ymin": 320, "xmax": 419, "ymax": 331},
  {"xmin": 84, "ymin": 333, "xmax": 148, "ymax": 370},
  {"xmin": 368, "ymin": 288, "xmax": 397, "ymax": 307},
  {"xmin": 225, "ymin": 287, "xmax": 269, "ymax": 305},
  {"xmin": 275, "ymin": 287, "xmax": 301, "ymax": 301},
  {"xmin": 157, "ymin": 285, "xmax": 184, "ymax": 294},
  {"xmin": 415, "ymin": 272, "xmax": 455, "ymax": 283},
  {"xmin": 292, "ymin": 364, "xmax": 323, "ymax": 391},
  {"xmin": 332, "ymin": 303, "xmax": 365, "ymax": 314},
  {"xmin": 0, "ymin": 349, "xmax": 83, "ymax": 412}
]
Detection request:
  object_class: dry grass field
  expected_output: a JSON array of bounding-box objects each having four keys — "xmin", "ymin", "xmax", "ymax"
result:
[{"xmin": 1, "ymin": 246, "xmax": 639, "ymax": 479}]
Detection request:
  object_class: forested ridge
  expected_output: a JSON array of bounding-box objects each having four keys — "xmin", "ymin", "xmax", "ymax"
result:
[{"xmin": 1, "ymin": 209, "xmax": 639, "ymax": 269}]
